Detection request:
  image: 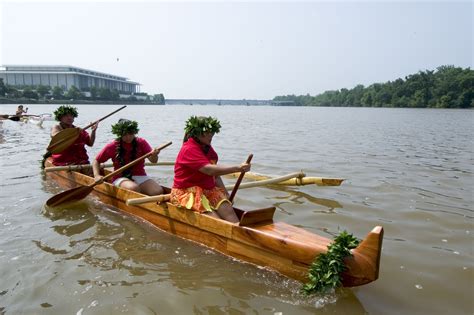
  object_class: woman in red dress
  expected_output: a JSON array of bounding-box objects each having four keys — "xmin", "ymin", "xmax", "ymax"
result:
[
  {"xmin": 170, "ymin": 116, "xmax": 250, "ymax": 223},
  {"xmin": 92, "ymin": 119, "xmax": 164, "ymax": 196},
  {"xmin": 50, "ymin": 105, "xmax": 98, "ymax": 172}
]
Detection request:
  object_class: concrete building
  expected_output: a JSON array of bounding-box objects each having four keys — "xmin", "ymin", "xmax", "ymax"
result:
[{"xmin": 0, "ymin": 65, "xmax": 140, "ymax": 93}]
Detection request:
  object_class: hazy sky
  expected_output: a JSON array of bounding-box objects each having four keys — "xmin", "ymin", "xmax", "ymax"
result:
[{"xmin": 1, "ymin": 0, "xmax": 472, "ymax": 99}]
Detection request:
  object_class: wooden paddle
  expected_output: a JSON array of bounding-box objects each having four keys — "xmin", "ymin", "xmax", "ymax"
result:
[
  {"xmin": 47, "ymin": 105, "xmax": 127, "ymax": 154},
  {"xmin": 228, "ymin": 154, "xmax": 253, "ymax": 202},
  {"xmin": 46, "ymin": 141, "xmax": 172, "ymax": 207}
]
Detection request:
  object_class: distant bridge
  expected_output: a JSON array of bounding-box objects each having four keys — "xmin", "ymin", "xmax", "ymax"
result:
[{"xmin": 166, "ymin": 99, "xmax": 273, "ymax": 106}]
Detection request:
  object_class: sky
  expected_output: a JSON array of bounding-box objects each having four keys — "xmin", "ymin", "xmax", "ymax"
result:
[{"xmin": 0, "ymin": 0, "xmax": 472, "ymax": 99}]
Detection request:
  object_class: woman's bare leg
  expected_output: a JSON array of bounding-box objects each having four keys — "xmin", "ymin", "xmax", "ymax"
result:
[
  {"xmin": 139, "ymin": 179, "xmax": 164, "ymax": 196},
  {"xmin": 216, "ymin": 202, "xmax": 239, "ymax": 223},
  {"xmin": 119, "ymin": 179, "xmax": 140, "ymax": 192},
  {"xmin": 204, "ymin": 211, "xmax": 222, "ymax": 219}
]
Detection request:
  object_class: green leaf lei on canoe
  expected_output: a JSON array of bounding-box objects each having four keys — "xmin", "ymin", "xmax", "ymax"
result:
[
  {"xmin": 111, "ymin": 119, "xmax": 140, "ymax": 138},
  {"xmin": 184, "ymin": 116, "xmax": 221, "ymax": 138},
  {"xmin": 53, "ymin": 105, "xmax": 78, "ymax": 121},
  {"xmin": 302, "ymin": 231, "xmax": 360, "ymax": 295}
]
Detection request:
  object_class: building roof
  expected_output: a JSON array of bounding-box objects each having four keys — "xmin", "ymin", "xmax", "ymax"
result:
[{"xmin": 0, "ymin": 65, "xmax": 139, "ymax": 85}]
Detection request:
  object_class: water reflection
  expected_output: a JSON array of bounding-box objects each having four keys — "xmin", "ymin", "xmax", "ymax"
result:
[{"xmin": 263, "ymin": 184, "xmax": 343, "ymax": 214}]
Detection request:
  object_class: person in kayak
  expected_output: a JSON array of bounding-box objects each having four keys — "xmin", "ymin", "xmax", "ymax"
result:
[
  {"xmin": 50, "ymin": 105, "xmax": 98, "ymax": 171},
  {"xmin": 170, "ymin": 116, "xmax": 251, "ymax": 223},
  {"xmin": 92, "ymin": 119, "xmax": 164, "ymax": 195},
  {"xmin": 15, "ymin": 105, "xmax": 28, "ymax": 116}
]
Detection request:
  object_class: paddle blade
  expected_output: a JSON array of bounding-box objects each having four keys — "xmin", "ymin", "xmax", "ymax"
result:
[
  {"xmin": 47, "ymin": 128, "xmax": 81, "ymax": 154},
  {"xmin": 46, "ymin": 185, "xmax": 94, "ymax": 207}
]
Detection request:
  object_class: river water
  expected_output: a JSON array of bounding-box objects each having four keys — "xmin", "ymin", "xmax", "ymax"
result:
[{"xmin": 0, "ymin": 104, "xmax": 472, "ymax": 315}]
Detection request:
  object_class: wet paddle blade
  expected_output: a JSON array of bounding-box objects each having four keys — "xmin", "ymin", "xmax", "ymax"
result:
[
  {"xmin": 46, "ymin": 185, "xmax": 94, "ymax": 207},
  {"xmin": 47, "ymin": 128, "xmax": 81, "ymax": 154}
]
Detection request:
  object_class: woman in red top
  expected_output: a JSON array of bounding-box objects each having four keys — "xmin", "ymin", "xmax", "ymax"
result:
[
  {"xmin": 92, "ymin": 119, "xmax": 164, "ymax": 195},
  {"xmin": 170, "ymin": 116, "xmax": 250, "ymax": 223},
  {"xmin": 50, "ymin": 105, "xmax": 98, "ymax": 173}
]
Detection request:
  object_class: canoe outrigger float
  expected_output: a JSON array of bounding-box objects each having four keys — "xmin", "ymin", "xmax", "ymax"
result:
[{"xmin": 44, "ymin": 158, "xmax": 383, "ymax": 287}]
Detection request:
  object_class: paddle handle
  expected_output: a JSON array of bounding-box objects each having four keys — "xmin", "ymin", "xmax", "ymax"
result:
[
  {"xmin": 98, "ymin": 141, "xmax": 172, "ymax": 184},
  {"xmin": 82, "ymin": 105, "xmax": 127, "ymax": 130},
  {"xmin": 229, "ymin": 154, "xmax": 253, "ymax": 202}
]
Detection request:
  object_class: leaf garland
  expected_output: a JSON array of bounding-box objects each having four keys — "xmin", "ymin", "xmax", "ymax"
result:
[
  {"xmin": 302, "ymin": 231, "xmax": 360, "ymax": 295},
  {"xmin": 184, "ymin": 116, "xmax": 221, "ymax": 138},
  {"xmin": 53, "ymin": 105, "xmax": 78, "ymax": 121},
  {"xmin": 111, "ymin": 119, "xmax": 139, "ymax": 138}
]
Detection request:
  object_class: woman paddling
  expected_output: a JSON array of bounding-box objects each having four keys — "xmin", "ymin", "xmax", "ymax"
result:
[
  {"xmin": 170, "ymin": 116, "xmax": 251, "ymax": 223},
  {"xmin": 92, "ymin": 119, "xmax": 164, "ymax": 195},
  {"xmin": 50, "ymin": 105, "xmax": 98, "ymax": 172}
]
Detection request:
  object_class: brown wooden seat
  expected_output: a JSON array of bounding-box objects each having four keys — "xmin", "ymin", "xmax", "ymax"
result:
[{"xmin": 234, "ymin": 207, "xmax": 275, "ymax": 226}]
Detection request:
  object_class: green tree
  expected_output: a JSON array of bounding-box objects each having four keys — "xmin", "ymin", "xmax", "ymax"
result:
[
  {"xmin": 153, "ymin": 93, "xmax": 165, "ymax": 104},
  {"xmin": 98, "ymin": 87, "xmax": 112, "ymax": 100},
  {"xmin": 361, "ymin": 90, "xmax": 374, "ymax": 106},
  {"xmin": 36, "ymin": 85, "xmax": 50, "ymax": 98},
  {"xmin": 90, "ymin": 86, "xmax": 98, "ymax": 99},
  {"xmin": 0, "ymin": 78, "xmax": 6, "ymax": 96},
  {"xmin": 272, "ymin": 65, "xmax": 473, "ymax": 108},
  {"xmin": 110, "ymin": 89, "xmax": 120, "ymax": 100},
  {"xmin": 6, "ymin": 86, "xmax": 21, "ymax": 98},
  {"xmin": 410, "ymin": 90, "xmax": 428, "ymax": 108},
  {"xmin": 65, "ymin": 86, "xmax": 83, "ymax": 100},
  {"xmin": 22, "ymin": 87, "xmax": 39, "ymax": 100},
  {"xmin": 52, "ymin": 86, "xmax": 64, "ymax": 99}
]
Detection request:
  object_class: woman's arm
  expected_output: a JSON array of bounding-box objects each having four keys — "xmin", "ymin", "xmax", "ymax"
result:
[
  {"xmin": 92, "ymin": 159, "xmax": 103, "ymax": 182},
  {"xmin": 87, "ymin": 122, "xmax": 98, "ymax": 146},
  {"xmin": 199, "ymin": 162, "xmax": 250, "ymax": 177},
  {"xmin": 51, "ymin": 124, "xmax": 62, "ymax": 137}
]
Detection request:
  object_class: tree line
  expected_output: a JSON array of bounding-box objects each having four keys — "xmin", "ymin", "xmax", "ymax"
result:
[
  {"xmin": 273, "ymin": 65, "xmax": 473, "ymax": 108},
  {"xmin": 0, "ymin": 80, "xmax": 165, "ymax": 104}
]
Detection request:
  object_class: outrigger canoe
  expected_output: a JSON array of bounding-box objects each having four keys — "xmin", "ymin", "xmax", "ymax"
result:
[
  {"xmin": 44, "ymin": 158, "xmax": 383, "ymax": 287},
  {"xmin": 0, "ymin": 114, "xmax": 45, "ymax": 126}
]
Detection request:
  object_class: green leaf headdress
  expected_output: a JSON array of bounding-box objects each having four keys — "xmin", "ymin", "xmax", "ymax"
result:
[
  {"xmin": 111, "ymin": 119, "xmax": 140, "ymax": 138},
  {"xmin": 53, "ymin": 105, "xmax": 78, "ymax": 121},
  {"xmin": 184, "ymin": 116, "xmax": 221, "ymax": 139}
]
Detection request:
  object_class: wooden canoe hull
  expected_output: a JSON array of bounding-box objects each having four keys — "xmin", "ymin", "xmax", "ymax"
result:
[{"xmin": 44, "ymin": 159, "xmax": 383, "ymax": 287}]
